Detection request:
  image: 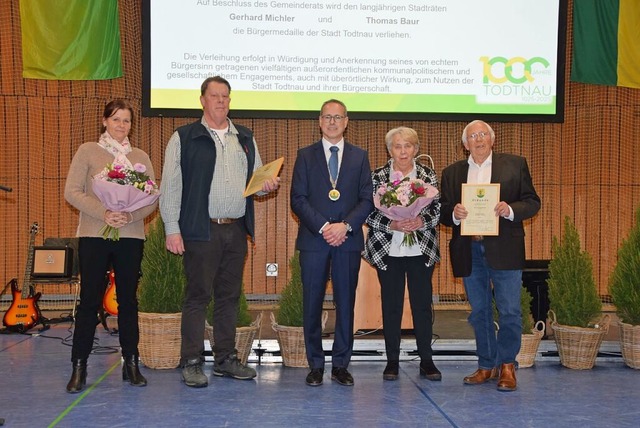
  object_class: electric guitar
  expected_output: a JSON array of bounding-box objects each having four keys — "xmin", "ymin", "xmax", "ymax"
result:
[
  {"xmin": 103, "ymin": 269, "xmax": 118, "ymax": 316},
  {"xmin": 2, "ymin": 223, "xmax": 42, "ymax": 332}
]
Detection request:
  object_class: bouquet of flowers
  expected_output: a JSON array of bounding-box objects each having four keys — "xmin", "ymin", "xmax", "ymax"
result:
[
  {"xmin": 374, "ymin": 170, "xmax": 438, "ymax": 246},
  {"xmin": 92, "ymin": 161, "xmax": 159, "ymax": 240}
]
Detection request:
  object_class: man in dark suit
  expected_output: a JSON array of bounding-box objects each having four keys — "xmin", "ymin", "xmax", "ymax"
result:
[
  {"xmin": 290, "ymin": 99, "xmax": 373, "ymax": 387},
  {"xmin": 440, "ymin": 120, "xmax": 540, "ymax": 392}
]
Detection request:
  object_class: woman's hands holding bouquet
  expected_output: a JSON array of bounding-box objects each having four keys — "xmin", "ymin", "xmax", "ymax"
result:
[
  {"xmin": 104, "ymin": 210, "xmax": 129, "ymax": 229},
  {"xmin": 391, "ymin": 216, "xmax": 424, "ymax": 233}
]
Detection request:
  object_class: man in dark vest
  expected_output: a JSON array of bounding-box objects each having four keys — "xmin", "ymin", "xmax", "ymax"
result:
[{"xmin": 160, "ymin": 76, "xmax": 279, "ymax": 388}]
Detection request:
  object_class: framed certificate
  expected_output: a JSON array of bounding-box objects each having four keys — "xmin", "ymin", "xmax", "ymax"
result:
[{"xmin": 460, "ymin": 183, "xmax": 500, "ymax": 236}]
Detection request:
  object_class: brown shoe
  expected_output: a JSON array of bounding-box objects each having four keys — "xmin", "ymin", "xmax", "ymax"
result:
[
  {"xmin": 463, "ymin": 367, "xmax": 498, "ymax": 385},
  {"xmin": 497, "ymin": 363, "xmax": 517, "ymax": 391}
]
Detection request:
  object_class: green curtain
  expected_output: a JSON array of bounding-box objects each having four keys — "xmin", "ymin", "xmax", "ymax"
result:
[
  {"xmin": 571, "ymin": 0, "xmax": 640, "ymax": 89},
  {"xmin": 21, "ymin": 0, "xmax": 122, "ymax": 80}
]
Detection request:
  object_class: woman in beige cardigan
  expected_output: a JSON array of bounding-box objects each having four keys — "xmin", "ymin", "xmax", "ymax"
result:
[{"xmin": 64, "ymin": 99, "xmax": 157, "ymax": 393}]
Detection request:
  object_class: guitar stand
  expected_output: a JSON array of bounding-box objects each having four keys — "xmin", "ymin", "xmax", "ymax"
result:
[
  {"xmin": 99, "ymin": 308, "xmax": 110, "ymax": 332},
  {"xmin": 39, "ymin": 313, "xmax": 73, "ymax": 326},
  {"xmin": 23, "ymin": 314, "xmax": 50, "ymax": 334},
  {"xmin": 0, "ymin": 311, "xmax": 44, "ymax": 334},
  {"xmin": 37, "ymin": 321, "xmax": 50, "ymax": 333},
  {"xmin": 0, "ymin": 323, "xmax": 48, "ymax": 335}
]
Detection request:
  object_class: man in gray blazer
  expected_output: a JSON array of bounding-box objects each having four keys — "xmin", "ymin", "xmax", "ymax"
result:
[{"xmin": 440, "ymin": 120, "xmax": 540, "ymax": 392}]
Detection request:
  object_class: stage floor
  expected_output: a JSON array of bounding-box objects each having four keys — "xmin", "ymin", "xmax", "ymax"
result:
[{"xmin": 1, "ymin": 318, "xmax": 639, "ymax": 427}]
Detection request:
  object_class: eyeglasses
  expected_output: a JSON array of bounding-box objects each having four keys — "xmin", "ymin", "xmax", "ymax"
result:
[
  {"xmin": 468, "ymin": 131, "xmax": 490, "ymax": 141},
  {"xmin": 321, "ymin": 114, "xmax": 346, "ymax": 122}
]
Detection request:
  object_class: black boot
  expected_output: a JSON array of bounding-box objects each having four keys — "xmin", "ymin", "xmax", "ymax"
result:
[
  {"xmin": 66, "ymin": 359, "xmax": 87, "ymax": 393},
  {"xmin": 122, "ymin": 355, "xmax": 147, "ymax": 387},
  {"xmin": 420, "ymin": 359, "xmax": 442, "ymax": 381},
  {"xmin": 383, "ymin": 360, "xmax": 399, "ymax": 381}
]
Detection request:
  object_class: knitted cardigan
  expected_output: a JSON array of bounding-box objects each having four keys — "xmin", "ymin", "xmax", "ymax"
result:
[{"xmin": 64, "ymin": 142, "xmax": 157, "ymax": 239}]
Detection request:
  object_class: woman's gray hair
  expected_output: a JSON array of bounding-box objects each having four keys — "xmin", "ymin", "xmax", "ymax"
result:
[{"xmin": 385, "ymin": 127, "xmax": 420, "ymax": 153}]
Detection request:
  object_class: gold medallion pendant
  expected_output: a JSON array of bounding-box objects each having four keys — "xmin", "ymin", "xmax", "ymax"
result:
[{"xmin": 328, "ymin": 189, "xmax": 341, "ymax": 201}]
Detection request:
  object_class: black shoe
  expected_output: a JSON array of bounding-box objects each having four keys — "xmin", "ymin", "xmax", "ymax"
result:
[
  {"xmin": 66, "ymin": 359, "xmax": 87, "ymax": 393},
  {"xmin": 331, "ymin": 367, "xmax": 354, "ymax": 386},
  {"xmin": 305, "ymin": 368, "xmax": 324, "ymax": 386},
  {"xmin": 420, "ymin": 359, "xmax": 442, "ymax": 381},
  {"xmin": 383, "ymin": 361, "xmax": 399, "ymax": 381},
  {"xmin": 122, "ymin": 355, "xmax": 147, "ymax": 387}
]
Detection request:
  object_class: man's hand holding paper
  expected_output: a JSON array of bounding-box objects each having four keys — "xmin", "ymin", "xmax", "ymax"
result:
[{"xmin": 243, "ymin": 157, "xmax": 284, "ymax": 197}]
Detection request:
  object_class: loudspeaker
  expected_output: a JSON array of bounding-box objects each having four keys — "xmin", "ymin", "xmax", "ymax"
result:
[
  {"xmin": 31, "ymin": 246, "xmax": 74, "ymax": 278},
  {"xmin": 522, "ymin": 259, "xmax": 550, "ymax": 326},
  {"xmin": 43, "ymin": 237, "xmax": 79, "ymax": 276}
]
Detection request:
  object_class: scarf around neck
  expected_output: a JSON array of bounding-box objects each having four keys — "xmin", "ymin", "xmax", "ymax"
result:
[{"xmin": 97, "ymin": 132, "xmax": 133, "ymax": 168}]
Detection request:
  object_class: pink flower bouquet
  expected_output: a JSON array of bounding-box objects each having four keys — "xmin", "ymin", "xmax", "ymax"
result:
[
  {"xmin": 374, "ymin": 171, "xmax": 438, "ymax": 246},
  {"xmin": 92, "ymin": 162, "xmax": 159, "ymax": 240}
]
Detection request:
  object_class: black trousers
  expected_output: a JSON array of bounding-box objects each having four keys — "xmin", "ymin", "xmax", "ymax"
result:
[
  {"xmin": 181, "ymin": 222, "xmax": 247, "ymax": 365},
  {"xmin": 376, "ymin": 255, "xmax": 435, "ymax": 362},
  {"xmin": 72, "ymin": 237, "xmax": 143, "ymax": 360}
]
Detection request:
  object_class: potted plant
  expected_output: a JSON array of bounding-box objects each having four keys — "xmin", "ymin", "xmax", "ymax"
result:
[
  {"xmin": 206, "ymin": 289, "xmax": 263, "ymax": 365},
  {"xmin": 137, "ymin": 218, "xmax": 186, "ymax": 369},
  {"xmin": 516, "ymin": 288, "xmax": 545, "ymax": 368},
  {"xmin": 271, "ymin": 251, "xmax": 326, "ymax": 368},
  {"xmin": 547, "ymin": 216, "xmax": 609, "ymax": 369},
  {"xmin": 609, "ymin": 206, "xmax": 640, "ymax": 369}
]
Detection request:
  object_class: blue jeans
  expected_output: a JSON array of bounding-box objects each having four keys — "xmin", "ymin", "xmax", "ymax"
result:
[{"xmin": 463, "ymin": 241, "xmax": 522, "ymax": 368}]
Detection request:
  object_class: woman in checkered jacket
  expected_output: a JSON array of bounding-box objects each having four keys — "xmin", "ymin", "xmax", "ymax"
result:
[{"xmin": 363, "ymin": 127, "xmax": 441, "ymax": 382}]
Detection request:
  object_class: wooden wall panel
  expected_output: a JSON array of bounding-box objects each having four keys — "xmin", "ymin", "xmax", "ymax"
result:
[
  {"xmin": 22, "ymin": 98, "xmax": 41, "ymax": 256},
  {"xmin": 0, "ymin": 1, "xmax": 19, "ymax": 96},
  {"xmin": 1, "ymin": 0, "xmax": 640, "ymax": 305}
]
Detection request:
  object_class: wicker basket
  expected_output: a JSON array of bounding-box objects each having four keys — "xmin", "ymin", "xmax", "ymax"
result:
[
  {"xmin": 206, "ymin": 312, "xmax": 263, "ymax": 365},
  {"xmin": 549, "ymin": 310, "xmax": 610, "ymax": 370},
  {"xmin": 271, "ymin": 311, "xmax": 328, "ymax": 368},
  {"xmin": 516, "ymin": 320, "xmax": 545, "ymax": 368},
  {"xmin": 619, "ymin": 321, "xmax": 640, "ymax": 370},
  {"xmin": 138, "ymin": 312, "xmax": 182, "ymax": 369}
]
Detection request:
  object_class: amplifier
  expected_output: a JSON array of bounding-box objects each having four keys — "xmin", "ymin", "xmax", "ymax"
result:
[{"xmin": 31, "ymin": 246, "xmax": 74, "ymax": 278}]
